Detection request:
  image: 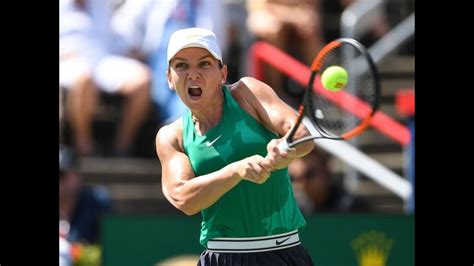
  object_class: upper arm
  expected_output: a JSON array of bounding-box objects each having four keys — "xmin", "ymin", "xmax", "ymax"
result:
[
  {"xmin": 155, "ymin": 122, "xmax": 195, "ymax": 205},
  {"xmin": 237, "ymin": 77, "xmax": 306, "ymax": 138}
]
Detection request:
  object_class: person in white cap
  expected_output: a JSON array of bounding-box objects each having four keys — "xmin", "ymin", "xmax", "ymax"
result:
[{"xmin": 155, "ymin": 27, "xmax": 315, "ymax": 265}]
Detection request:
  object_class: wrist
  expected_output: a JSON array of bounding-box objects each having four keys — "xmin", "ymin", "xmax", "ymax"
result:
[{"xmin": 229, "ymin": 162, "xmax": 243, "ymax": 182}]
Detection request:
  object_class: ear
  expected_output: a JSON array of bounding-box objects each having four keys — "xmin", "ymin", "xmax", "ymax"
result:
[
  {"xmin": 220, "ymin": 64, "xmax": 228, "ymax": 84},
  {"xmin": 166, "ymin": 69, "xmax": 175, "ymax": 90}
]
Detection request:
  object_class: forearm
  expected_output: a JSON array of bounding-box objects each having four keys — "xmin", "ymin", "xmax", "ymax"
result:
[
  {"xmin": 291, "ymin": 126, "xmax": 315, "ymax": 158},
  {"xmin": 292, "ymin": 139, "xmax": 314, "ymax": 159},
  {"xmin": 167, "ymin": 163, "xmax": 241, "ymax": 215}
]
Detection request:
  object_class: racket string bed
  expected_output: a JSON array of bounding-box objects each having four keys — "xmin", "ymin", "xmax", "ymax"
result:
[{"xmin": 308, "ymin": 41, "xmax": 378, "ymax": 140}]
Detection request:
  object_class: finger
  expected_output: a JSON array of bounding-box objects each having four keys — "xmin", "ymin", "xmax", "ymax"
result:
[
  {"xmin": 251, "ymin": 158, "xmax": 270, "ymax": 174},
  {"xmin": 267, "ymin": 140, "xmax": 279, "ymax": 153},
  {"xmin": 271, "ymin": 142, "xmax": 281, "ymax": 153},
  {"xmin": 259, "ymin": 159, "xmax": 273, "ymax": 173},
  {"xmin": 247, "ymin": 170, "xmax": 264, "ymax": 184},
  {"xmin": 263, "ymin": 155, "xmax": 276, "ymax": 169},
  {"xmin": 256, "ymin": 165, "xmax": 271, "ymax": 180},
  {"xmin": 278, "ymin": 149, "xmax": 290, "ymax": 158},
  {"xmin": 250, "ymin": 161, "xmax": 264, "ymax": 176},
  {"xmin": 252, "ymin": 162, "xmax": 271, "ymax": 181}
]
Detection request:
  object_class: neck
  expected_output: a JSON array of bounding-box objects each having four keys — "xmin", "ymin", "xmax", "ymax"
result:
[{"xmin": 191, "ymin": 89, "xmax": 225, "ymax": 135}]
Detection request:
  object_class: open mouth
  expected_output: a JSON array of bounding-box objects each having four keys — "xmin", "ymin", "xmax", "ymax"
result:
[{"xmin": 188, "ymin": 86, "xmax": 202, "ymax": 98}]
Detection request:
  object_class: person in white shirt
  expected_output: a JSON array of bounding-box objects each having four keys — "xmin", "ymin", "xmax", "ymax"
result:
[{"xmin": 60, "ymin": 0, "xmax": 151, "ymax": 156}]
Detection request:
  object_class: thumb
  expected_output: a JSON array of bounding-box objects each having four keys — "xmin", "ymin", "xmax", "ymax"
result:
[{"xmin": 263, "ymin": 154, "xmax": 276, "ymax": 170}]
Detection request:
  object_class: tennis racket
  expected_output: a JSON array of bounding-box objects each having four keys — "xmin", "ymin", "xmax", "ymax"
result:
[{"xmin": 277, "ymin": 37, "xmax": 381, "ymax": 152}]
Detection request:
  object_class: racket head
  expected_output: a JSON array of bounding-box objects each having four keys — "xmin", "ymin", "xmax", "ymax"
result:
[{"xmin": 305, "ymin": 38, "xmax": 381, "ymax": 140}]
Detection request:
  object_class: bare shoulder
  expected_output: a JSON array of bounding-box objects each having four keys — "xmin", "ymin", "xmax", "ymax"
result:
[
  {"xmin": 227, "ymin": 77, "xmax": 288, "ymax": 133},
  {"xmin": 238, "ymin": 76, "xmax": 261, "ymax": 88},
  {"xmin": 155, "ymin": 118, "xmax": 184, "ymax": 154},
  {"xmin": 229, "ymin": 77, "xmax": 277, "ymax": 103},
  {"xmin": 228, "ymin": 77, "xmax": 299, "ymax": 137},
  {"xmin": 234, "ymin": 77, "xmax": 270, "ymax": 94}
]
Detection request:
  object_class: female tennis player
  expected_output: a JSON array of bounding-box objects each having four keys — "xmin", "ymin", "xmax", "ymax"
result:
[{"xmin": 155, "ymin": 27, "xmax": 315, "ymax": 266}]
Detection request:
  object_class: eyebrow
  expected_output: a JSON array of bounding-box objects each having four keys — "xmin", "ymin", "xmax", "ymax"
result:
[{"xmin": 171, "ymin": 55, "xmax": 214, "ymax": 64}]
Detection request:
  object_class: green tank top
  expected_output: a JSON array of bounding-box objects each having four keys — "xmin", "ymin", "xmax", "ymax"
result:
[{"xmin": 182, "ymin": 86, "xmax": 306, "ymax": 247}]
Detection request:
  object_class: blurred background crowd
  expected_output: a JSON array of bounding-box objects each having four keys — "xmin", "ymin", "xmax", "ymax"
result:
[{"xmin": 59, "ymin": 0, "xmax": 414, "ymax": 265}]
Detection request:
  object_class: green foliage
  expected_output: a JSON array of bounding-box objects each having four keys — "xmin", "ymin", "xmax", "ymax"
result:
[{"xmin": 74, "ymin": 244, "xmax": 101, "ymax": 266}]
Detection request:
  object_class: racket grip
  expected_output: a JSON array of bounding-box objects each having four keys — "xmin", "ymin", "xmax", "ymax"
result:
[{"xmin": 277, "ymin": 140, "xmax": 293, "ymax": 152}]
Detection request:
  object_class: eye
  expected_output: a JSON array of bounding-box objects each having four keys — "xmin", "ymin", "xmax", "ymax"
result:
[
  {"xmin": 199, "ymin": 61, "xmax": 211, "ymax": 68},
  {"xmin": 174, "ymin": 62, "xmax": 188, "ymax": 69}
]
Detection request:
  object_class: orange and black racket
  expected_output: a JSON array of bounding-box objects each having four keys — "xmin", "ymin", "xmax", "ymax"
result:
[{"xmin": 278, "ymin": 38, "xmax": 380, "ymax": 151}]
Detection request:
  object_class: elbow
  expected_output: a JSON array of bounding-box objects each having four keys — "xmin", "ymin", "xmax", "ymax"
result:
[
  {"xmin": 175, "ymin": 201, "xmax": 200, "ymax": 216},
  {"xmin": 181, "ymin": 207, "xmax": 200, "ymax": 216},
  {"xmin": 163, "ymin": 183, "xmax": 202, "ymax": 216}
]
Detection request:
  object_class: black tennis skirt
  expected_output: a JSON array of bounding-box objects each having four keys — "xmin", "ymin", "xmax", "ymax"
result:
[{"xmin": 197, "ymin": 244, "xmax": 315, "ymax": 266}]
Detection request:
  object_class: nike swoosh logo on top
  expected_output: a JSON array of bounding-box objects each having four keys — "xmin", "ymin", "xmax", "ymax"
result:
[
  {"xmin": 275, "ymin": 237, "xmax": 291, "ymax": 245},
  {"xmin": 206, "ymin": 135, "xmax": 222, "ymax": 147}
]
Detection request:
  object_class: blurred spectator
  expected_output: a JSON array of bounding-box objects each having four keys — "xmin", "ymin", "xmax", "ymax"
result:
[
  {"xmin": 288, "ymin": 149, "xmax": 371, "ymax": 214},
  {"xmin": 59, "ymin": 145, "xmax": 114, "ymax": 244},
  {"xmin": 60, "ymin": 0, "xmax": 151, "ymax": 156},
  {"xmin": 111, "ymin": 0, "xmax": 228, "ymax": 125},
  {"xmin": 60, "ymin": 224, "xmax": 73, "ymax": 266},
  {"xmin": 246, "ymin": 0, "xmax": 324, "ymax": 106},
  {"xmin": 339, "ymin": 0, "xmax": 391, "ymax": 46}
]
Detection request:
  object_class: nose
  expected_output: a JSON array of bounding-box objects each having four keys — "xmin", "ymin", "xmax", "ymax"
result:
[{"xmin": 187, "ymin": 66, "xmax": 201, "ymax": 80}]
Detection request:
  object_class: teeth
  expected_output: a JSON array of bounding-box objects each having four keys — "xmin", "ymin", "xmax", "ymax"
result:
[{"xmin": 189, "ymin": 86, "xmax": 200, "ymax": 88}]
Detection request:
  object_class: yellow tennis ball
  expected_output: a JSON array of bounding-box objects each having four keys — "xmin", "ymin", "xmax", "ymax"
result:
[{"xmin": 321, "ymin": 66, "xmax": 348, "ymax": 91}]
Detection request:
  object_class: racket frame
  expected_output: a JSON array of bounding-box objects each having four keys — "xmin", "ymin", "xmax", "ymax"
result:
[{"xmin": 284, "ymin": 38, "xmax": 380, "ymax": 149}]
